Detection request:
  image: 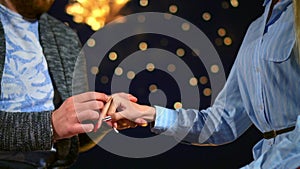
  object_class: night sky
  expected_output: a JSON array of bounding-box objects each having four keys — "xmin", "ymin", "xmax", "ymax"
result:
[{"xmin": 48, "ymin": 0, "xmax": 265, "ymax": 168}]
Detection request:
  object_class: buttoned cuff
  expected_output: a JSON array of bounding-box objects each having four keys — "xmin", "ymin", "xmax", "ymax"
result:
[{"xmin": 150, "ymin": 105, "xmax": 178, "ymax": 134}]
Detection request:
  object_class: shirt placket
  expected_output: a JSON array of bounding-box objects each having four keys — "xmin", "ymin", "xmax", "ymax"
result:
[{"xmin": 253, "ymin": 38, "xmax": 270, "ymax": 131}]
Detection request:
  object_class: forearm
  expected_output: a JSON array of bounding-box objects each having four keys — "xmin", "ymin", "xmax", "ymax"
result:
[
  {"xmin": 0, "ymin": 111, "xmax": 53, "ymax": 151},
  {"xmin": 151, "ymin": 105, "xmax": 252, "ymax": 145}
]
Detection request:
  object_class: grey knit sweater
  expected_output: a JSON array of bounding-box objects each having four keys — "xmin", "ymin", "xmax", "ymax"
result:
[{"xmin": 0, "ymin": 13, "xmax": 88, "ymax": 167}]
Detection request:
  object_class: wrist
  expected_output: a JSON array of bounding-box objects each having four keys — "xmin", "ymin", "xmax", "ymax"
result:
[
  {"xmin": 51, "ymin": 111, "xmax": 58, "ymax": 142},
  {"xmin": 139, "ymin": 105, "xmax": 156, "ymax": 122}
]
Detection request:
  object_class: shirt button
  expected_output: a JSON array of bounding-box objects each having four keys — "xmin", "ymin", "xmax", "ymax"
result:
[{"xmin": 256, "ymin": 67, "xmax": 260, "ymax": 72}]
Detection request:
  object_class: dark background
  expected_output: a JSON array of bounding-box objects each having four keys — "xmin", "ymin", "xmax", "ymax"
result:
[{"xmin": 48, "ymin": 0, "xmax": 264, "ymax": 168}]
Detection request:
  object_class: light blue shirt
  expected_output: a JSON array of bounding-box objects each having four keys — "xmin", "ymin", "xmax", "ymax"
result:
[
  {"xmin": 153, "ymin": 0, "xmax": 300, "ymax": 168},
  {"xmin": 0, "ymin": 4, "xmax": 54, "ymax": 112}
]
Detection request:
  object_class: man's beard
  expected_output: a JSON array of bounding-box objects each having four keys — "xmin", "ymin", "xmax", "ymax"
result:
[{"xmin": 10, "ymin": 0, "xmax": 54, "ymax": 19}]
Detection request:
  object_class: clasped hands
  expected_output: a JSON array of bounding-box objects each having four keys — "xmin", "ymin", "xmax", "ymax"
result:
[
  {"xmin": 51, "ymin": 92, "xmax": 155, "ymax": 141},
  {"xmin": 94, "ymin": 92, "xmax": 156, "ymax": 131}
]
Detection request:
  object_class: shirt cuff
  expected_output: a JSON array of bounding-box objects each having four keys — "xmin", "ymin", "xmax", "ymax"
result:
[{"xmin": 150, "ymin": 105, "xmax": 178, "ymax": 134}]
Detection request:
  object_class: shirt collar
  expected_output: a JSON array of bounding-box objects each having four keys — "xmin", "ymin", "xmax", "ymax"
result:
[
  {"xmin": 263, "ymin": 0, "xmax": 292, "ymax": 6},
  {"xmin": 263, "ymin": 0, "xmax": 271, "ymax": 6}
]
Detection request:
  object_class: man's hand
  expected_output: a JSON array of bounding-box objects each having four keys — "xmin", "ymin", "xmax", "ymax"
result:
[
  {"xmin": 98, "ymin": 92, "xmax": 156, "ymax": 130},
  {"xmin": 51, "ymin": 92, "xmax": 109, "ymax": 141}
]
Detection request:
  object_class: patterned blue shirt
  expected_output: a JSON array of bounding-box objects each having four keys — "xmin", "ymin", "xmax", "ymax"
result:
[
  {"xmin": 153, "ymin": 0, "xmax": 300, "ymax": 168},
  {"xmin": 0, "ymin": 4, "xmax": 54, "ymax": 112}
]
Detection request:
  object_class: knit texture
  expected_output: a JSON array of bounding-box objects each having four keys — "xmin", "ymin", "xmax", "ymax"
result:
[{"xmin": 0, "ymin": 13, "xmax": 86, "ymax": 167}]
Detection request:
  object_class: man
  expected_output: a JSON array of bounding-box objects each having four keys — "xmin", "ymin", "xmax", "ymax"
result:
[
  {"xmin": 0, "ymin": 0, "xmax": 110, "ymax": 168},
  {"xmin": 103, "ymin": 0, "xmax": 300, "ymax": 168}
]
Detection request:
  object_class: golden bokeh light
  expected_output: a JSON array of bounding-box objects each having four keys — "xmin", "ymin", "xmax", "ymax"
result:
[
  {"xmin": 202, "ymin": 12, "xmax": 211, "ymax": 21},
  {"xmin": 203, "ymin": 88, "xmax": 212, "ymax": 96},
  {"xmin": 90, "ymin": 66, "xmax": 99, "ymax": 75},
  {"xmin": 109, "ymin": 52, "xmax": 118, "ymax": 61},
  {"xmin": 137, "ymin": 15, "xmax": 146, "ymax": 23},
  {"xmin": 127, "ymin": 71, "xmax": 136, "ymax": 79},
  {"xmin": 210, "ymin": 64, "xmax": 220, "ymax": 73},
  {"xmin": 189, "ymin": 77, "xmax": 198, "ymax": 86},
  {"xmin": 176, "ymin": 48, "xmax": 185, "ymax": 57},
  {"xmin": 140, "ymin": 0, "xmax": 149, "ymax": 7},
  {"xmin": 181, "ymin": 23, "xmax": 190, "ymax": 31},
  {"xmin": 174, "ymin": 102, "xmax": 183, "ymax": 109},
  {"xmin": 221, "ymin": 1, "xmax": 230, "ymax": 9},
  {"xmin": 169, "ymin": 5, "xmax": 178, "ymax": 13},
  {"xmin": 149, "ymin": 84, "xmax": 158, "ymax": 93},
  {"xmin": 139, "ymin": 42, "xmax": 148, "ymax": 51},
  {"xmin": 87, "ymin": 38, "xmax": 96, "ymax": 47},
  {"xmin": 66, "ymin": 0, "xmax": 129, "ymax": 30},
  {"xmin": 114, "ymin": 67, "xmax": 123, "ymax": 76},
  {"xmin": 215, "ymin": 38, "xmax": 223, "ymax": 46},
  {"xmin": 101, "ymin": 76, "xmax": 109, "ymax": 84},
  {"xmin": 164, "ymin": 13, "xmax": 173, "ymax": 20},
  {"xmin": 146, "ymin": 63, "xmax": 155, "ymax": 72},
  {"xmin": 230, "ymin": 0, "xmax": 239, "ymax": 7},
  {"xmin": 167, "ymin": 64, "xmax": 176, "ymax": 72},
  {"xmin": 218, "ymin": 28, "xmax": 226, "ymax": 37},
  {"xmin": 224, "ymin": 37, "xmax": 232, "ymax": 46},
  {"xmin": 199, "ymin": 76, "xmax": 208, "ymax": 85}
]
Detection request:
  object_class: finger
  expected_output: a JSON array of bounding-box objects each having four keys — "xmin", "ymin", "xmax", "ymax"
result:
[
  {"xmin": 113, "ymin": 121, "xmax": 118, "ymax": 129},
  {"xmin": 73, "ymin": 123, "xmax": 94, "ymax": 134},
  {"xmin": 74, "ymin": 92, "xmax": 108, "ymax": 103},
  {"xmin": 108, "ymin": 110, "xmax": 125, "ymax": 121},
  {"xmin": 75, "ymin": 100, "xmax": 104, "ymax": 112},
  {"xmin": 128, "ymin": 94, "xmax": 138, "ymax": 103},
  {"xmin": 94, "ymin": 97, "xmax": 113, "ymax": 131},
  {"xmin": 77, "ymin": 110, "xmax": 100, "ymax": 123},
  {"xmin": 116, "ymin": 93, "xmax": 138, "ymax": 102},
  {"xmin": 106, "ymin": 97, "xmax": 125, "ymax": 121}
]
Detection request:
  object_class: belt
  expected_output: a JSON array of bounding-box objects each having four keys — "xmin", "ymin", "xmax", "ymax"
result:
[{"xmin": 263, "ymin": 126, "xmax": 295, "ymax": 139}]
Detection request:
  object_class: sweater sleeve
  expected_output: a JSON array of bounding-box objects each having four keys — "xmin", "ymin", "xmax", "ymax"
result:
[{"xmin": 0, "ymin": 111, "xmax": 53, "ymax": 151}]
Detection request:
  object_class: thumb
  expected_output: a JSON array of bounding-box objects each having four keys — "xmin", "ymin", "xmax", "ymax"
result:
[{"xmin": 110, "ymin": 111, "xmax": 126, "ymax": 121}]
